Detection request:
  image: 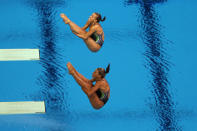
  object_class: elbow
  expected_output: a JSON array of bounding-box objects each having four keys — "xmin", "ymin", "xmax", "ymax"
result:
[
  {"xmin": 77, "ymin": 34, "xmax": 86, "ymax": 39},
  {"xmin": 83, "ymin": 35, "xmax": 88, "ymax": 40},
  {"xmin": 87, "ymin": 92, "xmax": 93, "ymax": 97},
  {"xmin": 87, "ymin": 93, "xmax": 91, "ymax": 97},
  {"xmin": 78, "ymin": 34, "xmax": 87, "ymax": 40},
  {"xmin": 81, "ymin": 27, "xmax": 85, "ymax": 31},
  {"xmin": 82, "ymin": 33, "xmax": 88, "ymax": 40}
]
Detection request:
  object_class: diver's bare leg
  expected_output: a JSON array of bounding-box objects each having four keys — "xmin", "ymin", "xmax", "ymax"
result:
[
  {"xmin": 74, "ymin": 71, "xmax": 92, "ymax": 85},
  {"xmin": 67, "ymin": 62, "xmax": 92, "ymax": 84},
  {"xmin": 61, "ymin": 14, "xmax": 101, "ymax": 52},
  {"xmin": 61, "ymin": 14, "xmax": 86, "ymax": 34},
  {"xmin": 83, "ymin": 37, "xmax": 101, "ymax": 52},
  {"xmin": 67, "ymin": 62, "xmax": 92, "ymax": 95},
  {"xmin": 72, "ymin": 72, "xmax": 92, "ymax": 94},
  {"xmin": 68, "ymin": 21, "xmax": 87, "ymax": 34},
  {"xmin": 71, "ymin": 72, "xmax": 91, "ymax": 89}
]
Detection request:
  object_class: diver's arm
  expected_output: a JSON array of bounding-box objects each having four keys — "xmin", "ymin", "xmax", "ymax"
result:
[
  {"xmin": 87, "ymin": 82, "xmax": 101, "ymax": 97},
  {"xmin": 90, "ymin": 78, "xmax": 96, "ymax": 82},
  {"xmin": 82, "ymin": 24, "xmax": 89, "ymax": 30},
  {"xmin": 76, "ymin": 26, "xmax": 96, "ymax": 40},
  {"xmin": 82, "ymin": 20, "xmax": 91, "ymax": 30}
]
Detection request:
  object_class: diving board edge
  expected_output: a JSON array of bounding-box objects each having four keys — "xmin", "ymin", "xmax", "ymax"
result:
[
  {"xmin": 0, "ymin": 49, "xmax": 40, "ymax": 61},
  {"xmin": 0, "ymin": 101, "xmax": 45, "ymax": 115}
]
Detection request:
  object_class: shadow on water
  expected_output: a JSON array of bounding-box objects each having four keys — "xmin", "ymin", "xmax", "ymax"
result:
[
  {"xmin": 124, "ymin": 0, "xmax": 167, "ymax": 5},
  {"xmin": 125, "ymin": 0, "xmax": 181, "ymax": 130},
  {"xmin": 25, "ymin": 0, "xmax": 70, "ymax": 114},
  {"xmin": 24, "ymin": 0, "xmax": 75, "ymax": 130}
]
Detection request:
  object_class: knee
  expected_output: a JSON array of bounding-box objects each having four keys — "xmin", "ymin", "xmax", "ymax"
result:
[
  {"xmin": 85, "ymin": 43, "xmax": 101, "ymax": 52},
  {"xmin": 91, "ymin": 48, "xmax": 100, "ymax": 52}
]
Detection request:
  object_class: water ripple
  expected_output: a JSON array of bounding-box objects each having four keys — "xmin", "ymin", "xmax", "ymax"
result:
[
  {"xmin": 27, "ymin": 0, "xmax": 70, "ymax": 113},
  {"xmin": 124, "ymin": 0, "xmax": 167, "ymax": 6},
  {"xmin": 125, "ymin": 0, "xmax": 180, "ymax": 130},
  {"xmin": 139, "ymin": 2, "xmax": 180, "ymax": 131}
]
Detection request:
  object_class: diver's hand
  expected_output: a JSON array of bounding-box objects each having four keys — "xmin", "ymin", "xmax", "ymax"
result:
[{"xmin": 87, "ymin": 18, "xmax": 91, "ymax": 25}]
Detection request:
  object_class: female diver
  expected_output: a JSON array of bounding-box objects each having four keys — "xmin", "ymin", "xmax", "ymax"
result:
[
  {"xmin": 60, "ymin": 13, "xmax": 106, "ymax": 52},
  {"xmin": 67, "ymin": 62, "xmax": 110, "ymax": 109}
]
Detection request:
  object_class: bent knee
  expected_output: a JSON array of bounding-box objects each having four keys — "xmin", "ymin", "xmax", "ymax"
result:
[
  {"xmin": 83, "ymin": 39, "xmax": 101, "ymax": 52},
  {"xmin": 89, "ymin": 95, "xmax": 104, "ymax": 109},
  {"xmin": 92, "ymin": 105, "xmax": 103, "ymax": 110},
  {"xmin": 92, "ymin": 102, "xmax": 104, "ymax": 109},
  {"xmin": 91, "ymin": 47, "xmax": 100, "ymax": 52}
]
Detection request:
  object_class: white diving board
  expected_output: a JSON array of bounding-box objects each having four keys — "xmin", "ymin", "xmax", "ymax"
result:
[
  {"xmin": 0, "ymin": 101, "xmax": 45, "ymax": 115},
  {"xmin": 0, "ymin": 49, "xmax": 40, "ymax": 61}
]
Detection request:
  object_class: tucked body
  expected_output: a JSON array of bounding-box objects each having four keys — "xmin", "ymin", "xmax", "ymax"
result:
[
  {"xmin": 61, "ymin": 13, "xmax": 106, "ymax": 52},
  {"xmin": 67, "ymin": 62, "xmax": 110, "ymax": 109}
]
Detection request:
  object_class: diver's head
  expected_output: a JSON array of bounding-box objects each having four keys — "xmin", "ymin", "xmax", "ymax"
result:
[
  {"xmin": 94, "ymin": 12, "xmax": 106, "ymax": 23},
  {"xmin": 89, "ymin": 13, "xmax": 106, "ymax": 24},
  {"xmin": 92, "ymin": 64, "xmax": 110, "ymax": 80}
]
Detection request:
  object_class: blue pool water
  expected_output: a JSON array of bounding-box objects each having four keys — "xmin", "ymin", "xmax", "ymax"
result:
[{"xmin": 0, "ymin": 0, "xmax": 197, "ymax": 130}]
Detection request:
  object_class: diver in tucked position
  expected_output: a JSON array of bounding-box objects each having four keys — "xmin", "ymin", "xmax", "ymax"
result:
[
  {"xmin": 60, "ymin": 13, "xmax": 105, "ymax": 52},
  {"xmin": 67, "ymin": 62, "xmax": 110, "ymax": 109}
]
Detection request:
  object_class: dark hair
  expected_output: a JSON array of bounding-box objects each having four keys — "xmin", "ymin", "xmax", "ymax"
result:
[
  {"xmin": 97, "ymin": 64, "xmax": 110, "ymax": 78},
  {"xmin": 95, "ymin": 12, "xmax": 106, "ymax": 22}
]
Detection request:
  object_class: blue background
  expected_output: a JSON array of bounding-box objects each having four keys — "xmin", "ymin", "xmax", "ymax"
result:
[{"xmin": 0, "ymin": 0, "xmax": 197, "ymax": 130}]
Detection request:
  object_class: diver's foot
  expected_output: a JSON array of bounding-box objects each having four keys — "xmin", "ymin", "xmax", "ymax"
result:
[
  {"xmin": 60, "ymin": 13, "xmax": 71, "ymax": 24},
  {"xmin": 67, "ymin": 62, "xmax": 75, "ymax": 75}
]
